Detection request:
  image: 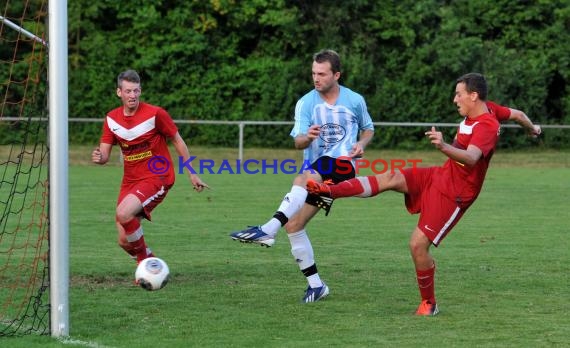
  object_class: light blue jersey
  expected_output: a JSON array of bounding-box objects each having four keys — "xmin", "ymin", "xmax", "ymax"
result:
[{"xmin": 290, "ymin": 85, "xmax": 374, "ymax": 165}]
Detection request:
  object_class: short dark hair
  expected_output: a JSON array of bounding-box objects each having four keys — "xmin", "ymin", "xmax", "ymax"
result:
[
  {"xmin": 117, "ymin": 69, "xmax": 141, "ymax": 88},
  {"xmin": 456, "ymin": 73, "xmax": 487, "ymax": 101},
  {"xmin": 313, "ymin": 49, "xmax": 341, "ymax": 74}
]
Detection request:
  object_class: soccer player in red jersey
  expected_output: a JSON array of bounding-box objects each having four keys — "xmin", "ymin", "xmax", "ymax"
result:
[
  {"xmin": 92, "ymin": 70, "xmax": 208, "ymax": 265},
  {"xmin": 307, "ymin": 73, "xmax": 539, "ymax": 315}
]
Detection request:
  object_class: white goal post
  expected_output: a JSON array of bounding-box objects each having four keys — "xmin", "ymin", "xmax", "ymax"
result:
[
  {"xmin": 1, "ymin": 1, "xmax": 69, "ymax": 338},
  {"xmin": 48, "ymin": 0, "xmax": 70, "ymax": 338}
]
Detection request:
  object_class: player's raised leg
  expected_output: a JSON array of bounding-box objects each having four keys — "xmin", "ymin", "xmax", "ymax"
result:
[
  {"xmin": 230, "ymin": 174, "xmax": 312, "ymax": 247},
  {"xmin": 307, "ymin": 171, "xmax": 412, "ymax": 199},
  {"xmin": 306, "ymin": 175, "xmax": 380, "ymax": 198}
]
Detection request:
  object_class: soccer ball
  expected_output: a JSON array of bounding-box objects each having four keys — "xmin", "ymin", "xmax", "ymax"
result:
[{"xmin": 135, "ymin": 257, "xmax": 170, "ymax": 291}]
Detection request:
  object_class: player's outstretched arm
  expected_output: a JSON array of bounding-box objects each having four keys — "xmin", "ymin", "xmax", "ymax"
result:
[
  {"xmin": 425, "ymin": 127, "xmax": 482, "ymax": 167},
  {"xmin": 509, "ymin": 108, "xmax": 541, "ymax": 138},
  {"xmin": 170, "ymin": 132, "xmax": 209, "ymax": 192}
]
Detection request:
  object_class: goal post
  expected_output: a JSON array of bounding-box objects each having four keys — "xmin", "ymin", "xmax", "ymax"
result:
[
  {"xmin": 49, "ymin": 0, "xmax": 69, "ymax": 338},
  {"xmin": 0, "ymin": 0, "xmax": 69, "ymax": 337}
]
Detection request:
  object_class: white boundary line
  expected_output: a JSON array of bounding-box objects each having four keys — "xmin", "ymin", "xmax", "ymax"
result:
[{"xmin": 58, "ymin": 336, "xmax": 114, "ymax": 348}]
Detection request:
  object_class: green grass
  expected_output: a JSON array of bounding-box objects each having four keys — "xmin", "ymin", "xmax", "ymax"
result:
[{"xmin": 7, "ymin": 148, "xmax": 570, "ymax": 347}]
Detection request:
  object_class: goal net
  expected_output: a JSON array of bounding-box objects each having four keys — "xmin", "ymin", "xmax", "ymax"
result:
[{"xmin": 0, "ymin": 1, "xmax": 50, "ymax": 336}]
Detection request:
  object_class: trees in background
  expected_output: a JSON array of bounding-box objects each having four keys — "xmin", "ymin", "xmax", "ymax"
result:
[{"xmin": 62, "ymin": 1, "xmax": 570, "ymax": 148}]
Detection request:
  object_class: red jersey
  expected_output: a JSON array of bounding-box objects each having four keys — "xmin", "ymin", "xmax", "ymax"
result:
[
  {"xmin": 432, "ymin": 112, "xmax": 500, "ymax": 206},
  {"xmin": 486, "ymin": 101, "xmax": 511, "ymax": 122},
  {"xmin": 100, "ymin": 102, "xmax": 178, "ymax": 185}
]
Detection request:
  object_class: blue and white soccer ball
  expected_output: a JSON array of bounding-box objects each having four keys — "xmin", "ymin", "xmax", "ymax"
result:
[{"xmin": 135, "ymin": 257, "xmax": 170, "ymax": 291}]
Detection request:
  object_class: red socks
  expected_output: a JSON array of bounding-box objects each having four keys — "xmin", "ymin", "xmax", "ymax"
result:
[
  {"xmin": 415, "ymin": 264, "xmax": 436, "ymax": 304},
  {"xmin": 330, "ymin": 176, "xmax": 380, "ymax": 198},
  {"xmin": 121, "ymin": 218, "xmax": 152, "ymax": 263}
]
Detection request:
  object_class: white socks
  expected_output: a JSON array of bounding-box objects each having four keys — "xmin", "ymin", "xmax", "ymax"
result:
[
  {"xmin": 261, "ymin": 185, "xmax": 307, "ymax": 235},
  {"xmin": 289, "ymin": 229, "xmax": 323, "ymax": 288}
]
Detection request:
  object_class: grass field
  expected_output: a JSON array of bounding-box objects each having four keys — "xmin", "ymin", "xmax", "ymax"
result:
[{"xmin": 5, "ymin": 147, "xmax": 570, "ymax": 347}]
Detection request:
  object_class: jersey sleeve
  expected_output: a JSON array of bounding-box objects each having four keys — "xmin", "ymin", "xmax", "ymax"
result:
[
  {"xmin": 155, "ymin": 107, "xmax": 178, "ymax": 138},
  {"xmin": 356, "ymin": 95, "xmax": 374, "ymax": 131},
  {"xmin": 470, "ymin": 117, "xmax": 499, "ymax": 157},
  {"xmin": 487, "ymin": 101, "xmax": 511, "ymax": 123},
  {"xmin": 100, "ymin": 114, "xmax": 116, "ymax": 145},
  {"xmin": 290, "ymin": 97, "xmax": 312, "ymax": 138}
]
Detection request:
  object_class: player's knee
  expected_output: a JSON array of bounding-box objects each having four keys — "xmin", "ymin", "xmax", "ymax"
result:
[
  {"xmin": 386, "ymin": 171, "xmax": 399, "ymax": 181},
  {"xmin": 409, "ymin": 235, "xmax": 430, "ymax": 257},
  {"xmin": 409, "ymin": 238, "xmax": 421, "ymax": 255},
  {"xmin": 292, "ymin": 175, "xmax": 305, "ymax": 186},
  {"xmin": 379, "ymin": 171, "xmax": 402, "ymax": 188},
  {"xmin": 115, "ymin": 209, "xmax": 132, "ymax": 224}
]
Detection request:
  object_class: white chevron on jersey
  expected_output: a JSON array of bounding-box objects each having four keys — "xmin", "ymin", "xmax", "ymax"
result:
[
  {"xmin": 106, "ymin": 116, "xmax": 156, "ymax": 141},
  {"xmin": 458, "ymin": 119, "xmax": 479, "ymax": 135}
]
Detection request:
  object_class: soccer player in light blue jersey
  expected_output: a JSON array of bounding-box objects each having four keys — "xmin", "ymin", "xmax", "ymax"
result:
[{"xmin": 231, "ymin": 49, "xmax": 375, "ymax": 303}]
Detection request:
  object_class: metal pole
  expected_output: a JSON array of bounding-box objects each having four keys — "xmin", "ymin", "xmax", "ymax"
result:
[
  {"xmin": 49, "ymin": 0, "xmax": 69, "ymax": 337},
  {"xmin": 238, "ymin": 122, "xmax": 244, "ymax": 161},
  {"xmin": 0, "ymin": 15, "xmax": 49, "ymax": 46}
]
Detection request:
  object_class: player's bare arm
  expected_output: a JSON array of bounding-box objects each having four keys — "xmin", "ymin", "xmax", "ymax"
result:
[
  {"xmin": 92, "ymin": 143, "xmax": 112, "ymax": 164},
  {"xmin": 425, "ymin": 126, "xmax": 482, "ymax": 166},
  {"xmin": 349, "ymin": 129, "xmax": 374, "ymax": 158},
  {"xmin": 170, "ymin": 132, "xmax": 209, "ymax": 192},
  {"xmin": 509, "ymin": 108, "xmax": 541, "ymax": 138},
  {"xmin": 294, "ymin": 125, "xmax": 321, "ymax": 149}
]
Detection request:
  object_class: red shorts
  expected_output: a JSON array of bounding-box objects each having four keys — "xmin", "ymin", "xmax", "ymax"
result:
[
  {"xmin": 118, "ymin": 178, "xmax": 173, "ymax": 221},
  {"xmin": 402, "ymin": 167, "xmax": 469, "ymax": 246}
]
